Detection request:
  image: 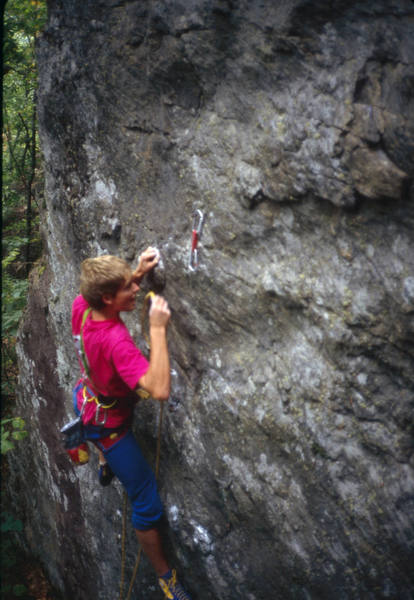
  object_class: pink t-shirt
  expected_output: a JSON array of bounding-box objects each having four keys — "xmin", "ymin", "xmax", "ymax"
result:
[{"xmin": 72, "ymin": 295, "xmax": 149, "ymax": 427}]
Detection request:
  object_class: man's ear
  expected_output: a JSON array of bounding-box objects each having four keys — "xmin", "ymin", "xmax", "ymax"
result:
[{"xmin": 102, "ymin": 293, "xmax": 114, "ymax": 306}]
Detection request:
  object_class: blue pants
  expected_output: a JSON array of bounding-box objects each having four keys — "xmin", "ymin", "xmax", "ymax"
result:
[
  {"xmin": 96, "ymin": 431, "xmax": 164, "ymax": 531},
  {"xmin": 72, "ymin": 385, "xmax": 163, "ymax": 530}
]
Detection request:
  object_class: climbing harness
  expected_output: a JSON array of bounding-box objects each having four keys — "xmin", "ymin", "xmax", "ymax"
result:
[
  {"xmin": 62, "ymin": 309, "xmax": 124, "ymax": 462},
  {"xmin": 79, "ymin": 308, "xmax": 120, "ymax": 420},
  {"xmin": 119, "ymin": 289, "xmax": 165, "ymax": 600},
  {"xmin": 81, "ymin": 385, "xmax": 118, "ymax": 425},
  {"xmin": 189, "ymin": 209, "xmax": 205, "ymax": 271}
]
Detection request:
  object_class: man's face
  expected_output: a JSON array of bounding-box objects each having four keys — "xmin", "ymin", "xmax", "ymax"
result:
[{"xmin": 110, "ymin": 272, "xmax": 139, "ymax": 313}]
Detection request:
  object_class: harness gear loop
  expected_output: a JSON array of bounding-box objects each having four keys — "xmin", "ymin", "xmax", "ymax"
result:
[{"xmin": 189, "ymin": 209, "xmax": 205, "ymax": 271}]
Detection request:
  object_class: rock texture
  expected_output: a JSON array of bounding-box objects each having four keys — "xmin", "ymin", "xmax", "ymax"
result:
[{"xmin": 7, "ymin": 1, "xmax": 414, "ymax": 599}]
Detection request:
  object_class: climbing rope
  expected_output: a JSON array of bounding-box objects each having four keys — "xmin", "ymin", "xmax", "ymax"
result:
[
  {"xmin": 125, "ymin": 547, "xmax": 143, "ymax": 600},
  {"xmin": 124, "ymin": 400, "xmax": 164, "ymax": 600},
  {"xmin": 119, "ymin": 290, "xmax": 164, "ymax": 600},
  {"xmin": 121, "ymin": 402, "xmax": 164, "ymax": 600},
  {"xmin": 119, "ymin": 493, "xmax": 128, "ymax": 600}
]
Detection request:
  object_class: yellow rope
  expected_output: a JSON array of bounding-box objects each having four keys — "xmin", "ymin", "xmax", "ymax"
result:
[
  {"xmin": 119, "ymin": 492, "xmax": 128, "ymax": 600},
  {"xmin": 126, "ymin": 547, "xmax": 143, "ymax": 600},
  {"xmin": 123, "ymin": 402, "xmax": 164, "ymax": 600},
  {"xmin": 120, "ymin": 290, "xmax": 164, "ymax": 600}
]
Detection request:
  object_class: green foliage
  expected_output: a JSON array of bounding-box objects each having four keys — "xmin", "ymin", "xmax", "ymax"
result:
[
  {"xmin": 3, "ymin": 0, "xmax": 46, "ymax": 193},
  {"xmin": 1, "ymin": 417, "xmax": 28, "ymax": 454},
  {"xmin": 2, "ymin": 0, "xmax": 46, "ymax": 252},
  {"xmin": 2, "ymin": 7, "xmax": 48, "ymax": 599},
  {"xmin": 2, "ymin": 247, "xmax": 29, "ymax": 339},
  {"xmin": 2, "ymin": 0, "xmax": 47, "ymax": 403}
]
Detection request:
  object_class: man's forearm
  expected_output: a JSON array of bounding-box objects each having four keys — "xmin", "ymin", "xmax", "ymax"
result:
[
  {"xmin": 133, "ymin": 269, "xmax": 145, "ymax": 284},
  {"xmin": 138, "ymin": 327, "xmax": 170, "ymax": 400}
]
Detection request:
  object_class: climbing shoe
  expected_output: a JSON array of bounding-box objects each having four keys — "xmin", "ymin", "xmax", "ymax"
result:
[
  {"xmin": 98, "ymin": 462, "xmax": 114, "ymax": 486},
  {"xmin": 159, "ymin": 569, "xmax": 192, "ymax": 600}
]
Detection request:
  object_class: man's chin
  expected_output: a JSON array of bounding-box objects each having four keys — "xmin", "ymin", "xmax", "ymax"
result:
[{"xmin": 121, "ymin": 302, "xmax": 136, "ymax": 312}]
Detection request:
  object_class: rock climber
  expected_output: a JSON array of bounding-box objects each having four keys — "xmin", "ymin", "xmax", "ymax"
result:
[{"xmin": 71, "ymin": 248, "xmax": 192, "ymax": 600}]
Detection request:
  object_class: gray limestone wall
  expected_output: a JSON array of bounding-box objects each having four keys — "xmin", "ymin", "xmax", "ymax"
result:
[{"xmin": 7, "ymin": 1, "xmax": 414, "ymax": 599}]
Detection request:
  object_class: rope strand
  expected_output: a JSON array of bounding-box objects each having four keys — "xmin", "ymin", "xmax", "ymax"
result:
[
  {"xmin": 120, "ymin": 290, "xmax": 164, "ymax": 599},
  {"xmin": 119, "ymin": 491, "xmax": 128, "ymax": 600},
  {"xmin": 123, "ymin": 401, "xmax": 164, "ymax": 599}
]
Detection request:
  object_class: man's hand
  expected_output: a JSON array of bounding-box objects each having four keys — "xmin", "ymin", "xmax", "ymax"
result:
[
  {"xmin": 133, "ymin": 247, "xmax": 159, "ymax": 282},
  {"xmin": 149, "ymin": 295, "xmax": 171, "ymax": 329}
]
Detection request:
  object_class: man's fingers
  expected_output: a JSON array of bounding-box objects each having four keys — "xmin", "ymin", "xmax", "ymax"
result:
[
  {"xmin": 143, "ymin": 247, "xmax": 159, "ymax": 259},
  {"xmin": 136, "ymin": 249, "xmax": 159, "ymax": 278},
  {"xmin": 149, "ymin": 295, "xmax": 171, "ymax": 322},
  {"xmin": 151, "ymin": 295, "xmax": 168, "ymax": 310}
]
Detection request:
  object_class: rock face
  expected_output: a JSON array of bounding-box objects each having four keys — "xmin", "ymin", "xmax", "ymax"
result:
[{"xmin": 8, "ymin": 1, "xmax": 414, "ymax": 598}]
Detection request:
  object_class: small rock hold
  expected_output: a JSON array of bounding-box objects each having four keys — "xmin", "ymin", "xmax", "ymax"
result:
[{"xmin": 403, "ymin": 277, "xmax": 414, "ymax": 305}]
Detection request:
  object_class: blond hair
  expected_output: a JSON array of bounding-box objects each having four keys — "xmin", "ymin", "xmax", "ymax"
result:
[{"xmin": 80, "ymin": 255, "xmax": 131, "ymax": 309}]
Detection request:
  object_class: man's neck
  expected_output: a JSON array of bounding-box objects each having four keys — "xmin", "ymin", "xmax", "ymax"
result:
[{"xmin": 91, "ymin": 306, "xmax": 119, "ymax": 321}]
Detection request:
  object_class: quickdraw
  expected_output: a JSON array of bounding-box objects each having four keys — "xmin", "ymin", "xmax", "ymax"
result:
[{"xmin": 189, "ymin": 209, "xmax": 205, "ymax": 271}]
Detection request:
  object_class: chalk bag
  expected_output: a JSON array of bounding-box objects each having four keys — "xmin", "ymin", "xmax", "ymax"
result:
[
  {"xmin": 66, "ymin": 443, "xmax": 89, "ymax": 465},
  {"xmin": 60, "ymin": 417, "xmax": 89, "ymax": 465}
]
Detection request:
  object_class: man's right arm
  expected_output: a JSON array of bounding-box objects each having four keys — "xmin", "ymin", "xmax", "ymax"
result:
[{"xmin": 137, "ymin": 295, "xmax": 171, "ymax": 401}]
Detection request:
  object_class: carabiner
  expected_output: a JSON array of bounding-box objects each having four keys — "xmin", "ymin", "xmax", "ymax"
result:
[
  {"xmin": 189, "ymin": 210, "xmax": 205, "ymax": 271},
  {"xmin": 95, "ymin": 403, "xmax": 108, "ymax": 426}
]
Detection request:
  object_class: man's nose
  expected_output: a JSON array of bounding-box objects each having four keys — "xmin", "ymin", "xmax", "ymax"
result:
[{"xmin": 132, "ymin": 282, "xmax": 139, "ymax": 293}]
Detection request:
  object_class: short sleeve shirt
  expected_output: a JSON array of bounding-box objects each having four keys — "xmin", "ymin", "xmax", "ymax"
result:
[{"xmin": 71, "ymin": 295, "xmax": 149, "ymax": 426}]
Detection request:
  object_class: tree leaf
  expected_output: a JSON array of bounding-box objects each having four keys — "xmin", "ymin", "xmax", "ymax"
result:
[
  {"xmin": 12, "ymin": 431, "xmax": 28, "ymax": 441},
  {"xmin": 1, "ymin": 439, "xmax": 14, "ymax": 453}
]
